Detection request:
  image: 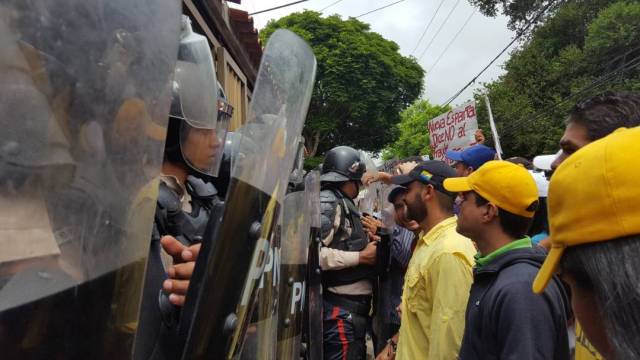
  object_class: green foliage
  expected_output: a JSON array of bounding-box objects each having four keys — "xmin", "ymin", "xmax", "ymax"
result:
[
  {"xmin": 472, "ymin": 0, "xmax": 640, "ymax": 159},
  {"xmin": 260, "ymin": 11, "xmax": 424, "ymax": 157},
  {"xmin": 303, "ymin": 155, "xmax": 324, "ymax": 171},
  {"xmin": 381, "ymin": 100, "xmax": 450, "ymax": 160}
]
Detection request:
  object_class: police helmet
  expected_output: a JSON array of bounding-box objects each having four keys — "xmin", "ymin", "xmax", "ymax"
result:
[{"xmin": 320, "ymin": 146, "xmax": 366, "ymax": 183}]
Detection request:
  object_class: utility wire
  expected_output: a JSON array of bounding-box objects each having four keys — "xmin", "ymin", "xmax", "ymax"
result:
[
  {"xmin": 498, "ymin": 55, "xmax": 640, "ymax": 138},
  {"xmin": 427, "ymin": 9, "xmax": 476, "ymax": 73},
  {"xmin": 355, "ymin": 0, "xmax": 406, "ymax": 19},
  {"xmin": 502, "ymin": 57, "xmax": 640, "ymax": 135},
  {"xmin": 441, "ymin": 0, "xmax": 560, "ymax": 106},
  {"xmin": 417, "ymin": 0, "xmax": 462, "ymax": 61},
  {"xmin": 249, "ymin": 0, "xmax": 309, "ymax": 15},
  {"xmin": 320, "ymin": 0, "xmax": 345, "ymax": 12},
  {"xmin": 411, "ymin": 0, "xmax": 447, "ymax": 55}
]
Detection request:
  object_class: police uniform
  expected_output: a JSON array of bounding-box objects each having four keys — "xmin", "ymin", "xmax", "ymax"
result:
[
  {"xmin": 133, "ymin": 15, "xmax": 232, "ymax": 360},
  {"xmin": 318, "ymin": 146, "xmax": 376, "ymax": 360}
]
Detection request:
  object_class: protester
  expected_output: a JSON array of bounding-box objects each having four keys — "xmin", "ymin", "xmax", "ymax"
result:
[
  {"xmin": 445, "ymin": 144, "xmax": 496, "ymax": 177},
  {"xmin": 505, "ymin": 157, "xmax": 549, "ymax": 245},
  {"xmin": 533, "ymin": 127, "xmax": 640, "ymax": 359},
  {"xmin": 551, "ymin": 91, "xmax": 640, "ymax": 171},
  {"xmin": 544, "ymin": 91, "xmax": 640, "ymax": 359},
  {"xmin": 506, "ymin": 156, "xmax": 533, "ymax": 170},
  {"xmin": 377, "ymin": 161, "xmax": 476, "ymax": 360},
  {"xmin": 444, "ymin": 161, "xmax": 570, "ymax": 359},
  {"xmin": 364, "ymin": 186, "xmax": 416, "ymax": 355},
  {"xmin": 527, "ymin": 170, "xmax": 550, "ymax": 245}
]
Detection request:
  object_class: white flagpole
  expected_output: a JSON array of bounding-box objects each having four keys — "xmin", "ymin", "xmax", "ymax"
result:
[{"xmin": 484, "ymin": 94, "xmax": 503, "ymax": 159}]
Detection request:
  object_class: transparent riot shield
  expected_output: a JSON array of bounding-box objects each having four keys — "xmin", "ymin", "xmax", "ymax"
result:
[
  {"xmin": 239, "ymin": 213, "xmax": 281, "ymax": 360},
  {"xmin": 239, "ymin": 138, "xmax": 306, "ymax": 360},
  {"xmin": 0, "ymin": 0, "xmax": 180, "ymax": 358},
  {"xmin": 180, "ymin": 29, "xmax": 317, "ymax": 360},
  {"xmin": 275, "ymin": 172, "xmax": 316, "ymax": 360},
  {"xmin": 358, "ymin": 151, "xmax": 380, "ymax": 216},
  {"xmin": 303, "ymin": 170, "xmax": 323, "ymax": 360}
]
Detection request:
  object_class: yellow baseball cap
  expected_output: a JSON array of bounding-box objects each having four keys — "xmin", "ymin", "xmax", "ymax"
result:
[
  {"xmin": 443, "ymin": 160, "xmax": 539, "ymax": 218},
  {"xmin": 533, "ymin": 127, "xmax": 640, "ymax": 294}
]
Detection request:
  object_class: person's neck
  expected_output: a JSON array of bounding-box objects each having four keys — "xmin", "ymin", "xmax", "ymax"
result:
[
  {"xmin": 419, "ymin": 206, "xmax": 452, "ymax": 235},
  {"xmin": 162, "ymin": 161, "xmax": 188, "ymax": 184},
  {"xmin": 475, "ymin": 229, "xmax": 516, "ymax": 256}
]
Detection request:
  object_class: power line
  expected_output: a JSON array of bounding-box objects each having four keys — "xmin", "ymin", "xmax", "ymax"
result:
[
  {"xmin": 427, "ymin": 9, "xmax": 476, "ymax": 73},
  {"xmin": 320, "ymin": 0, "xmax": 345, "ymax": 12},
  {"xmin": 502, "ymin": 57, "xmax": 640, "ymax": 135},
  {"xmin": 249, "ymin": 0, "xmax": 310, "ymax": 16},
  {"xmin": 411, "ymin": 0, "xmax": 447, "ymax": 55},
  {"xmin": 355, "ymin": 0, "xmax": 406, "ymax": 19},
  {"xmin": 441, "ymin": 0, "xmax": 560, "ymax": 106},
  {"xmin": 498, "ymin": 55, "xmax": 640, "ymax": 138},
  {"xmin": 417, "ymin": 0, "xmax": 462, "ymax": 61}
]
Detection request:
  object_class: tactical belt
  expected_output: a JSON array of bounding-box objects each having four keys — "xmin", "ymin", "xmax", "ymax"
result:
[{"xmin": 324, "ymin": 291, "xmax": 371, "ymax": 317}]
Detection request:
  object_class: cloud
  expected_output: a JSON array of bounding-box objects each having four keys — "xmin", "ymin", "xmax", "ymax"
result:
[{"xmin": 231, "ymin": 0, "xmax": 514, "ymax": 106}]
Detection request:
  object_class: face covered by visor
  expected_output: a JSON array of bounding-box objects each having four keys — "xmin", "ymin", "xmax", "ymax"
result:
[{"xmin": 171, "ymin": 15, "xmax": 229, "ymax": 177}]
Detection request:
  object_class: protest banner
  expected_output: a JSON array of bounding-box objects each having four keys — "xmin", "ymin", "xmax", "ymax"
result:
[{"xmin": 427, "ymin": 101, "xmax": 479, "ymax": 164}]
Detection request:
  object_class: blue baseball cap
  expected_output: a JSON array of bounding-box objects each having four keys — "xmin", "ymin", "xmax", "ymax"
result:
[{"xmin": 446, "ymin": 144, "xmax": 496, "ymax": 170}]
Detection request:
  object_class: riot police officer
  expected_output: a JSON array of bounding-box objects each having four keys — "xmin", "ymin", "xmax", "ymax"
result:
[
  {"xmin": 133, "ymin": 15, "xmax": 232, "ymax": 360},
  {"xmin": 319, "ymin": 146, "xmax": 378, "ymax": 360},
  {"xmin": 0, "ymin": 0, "xmax": 182, "ymax": 358}
]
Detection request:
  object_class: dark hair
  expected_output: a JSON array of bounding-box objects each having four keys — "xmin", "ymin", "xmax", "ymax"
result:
[
  {"xmin": 561, "ymin": 235, "xmax": 640, "ymax": 359},
  {"xmin": 528, "ymin": 197, "xmax": 549, "ymax": 237},
  {"xmin": 474, "ymin": 192, "xmax": 532, "ymax": 239},
  {"xmin": 568, "ymin": 92, "xmax": 640, "ymax": 141},
  {"xmin": 435, "ymin": 190, "xmax": 454, "ymax": 214},
  {"xmin": 506, "ymin": 156, "xmax": 533, "ymax": 170}
]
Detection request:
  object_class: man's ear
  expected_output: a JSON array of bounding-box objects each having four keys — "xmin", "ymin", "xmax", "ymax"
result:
[
  {"xmin": 482, "ymin": 203, "xmax": 499, "ymax": 223},
  {"xmin": 464, "ymin": 167, "xmax": 474, "ymax": 176},
  {"xmin": 421, "ymin": 184, "xmax": 434, "ymax": 202}
]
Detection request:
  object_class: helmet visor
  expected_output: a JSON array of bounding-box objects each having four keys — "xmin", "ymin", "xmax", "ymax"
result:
[
  {"xmin": 170, "ymin": 28, "xmax": 217, "ymax": 129},
  {"xmin": 179, "ymin": 112, "xmax": 230, "ymax": 177}
]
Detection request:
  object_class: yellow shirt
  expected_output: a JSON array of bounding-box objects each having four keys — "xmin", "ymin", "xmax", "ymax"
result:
[{"xmin": 396, "ymin": 216, "xmax": 476, "ymax": 360}]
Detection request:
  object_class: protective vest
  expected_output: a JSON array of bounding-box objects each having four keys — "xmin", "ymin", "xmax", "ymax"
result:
[
  {"xmin": 155, "ymin": 175, "xmax": 219, "ymax": 246},
  {"xmin": 134, "ymin": 175, "xmax": 221, "ymax": 360},
  {"xmin": 320, "ymin": 188, "xmax": 376, "ymax": 288}
]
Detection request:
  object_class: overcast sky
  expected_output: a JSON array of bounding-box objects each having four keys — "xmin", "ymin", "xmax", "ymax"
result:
[{"xmin": 230, "ymin": 0, "xmax": 515, "ymax": 107}]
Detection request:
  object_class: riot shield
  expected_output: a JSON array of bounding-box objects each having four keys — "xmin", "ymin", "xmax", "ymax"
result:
[
  {"xmin": 0, "ymin": 0, "xmax": 180, "ymax": 358},
  {"xmin": 239, "ymin": 138, "xmax": 307, "ymax": 360},
  {"xmin": 180, "ymin": 29, "xmax": 317, "ymax": 360},
  {"xmin": 303, "ymin": 170, "xmax": 323, "ymax": 360},
  {"xmin": 274, "ymin": 169, "xmax": 316, "ymax": 359},
  {"xmin": 358, "ymin": 151, "xmax": 381, "ymax": 216},
  {"xmin": 238, "ymin": 214, "xmax": 281, "ymax": 360}
]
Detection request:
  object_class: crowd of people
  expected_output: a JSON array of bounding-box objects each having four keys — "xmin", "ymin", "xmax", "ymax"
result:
[{"xmin": 317, "ymin": 91, "xmax": 640, "ymax": 360}]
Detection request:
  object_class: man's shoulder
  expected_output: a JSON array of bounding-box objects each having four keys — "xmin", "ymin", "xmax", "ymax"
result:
[
  {"xmin": 488, "ymin": 263, "xmax": 543, "ymax": 299},
  {"xmin": 320, "ymin": 189, "xmax": 339, "ymax": 203},
  {"xmin": 433, "ymin": 226, "xmax": 476, "ymax": 260}
]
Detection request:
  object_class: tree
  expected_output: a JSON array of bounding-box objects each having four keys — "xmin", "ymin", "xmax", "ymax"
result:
[
  {"xmin": 382, "ymin": 100, "xmax": 450, "ymax": 160},
  {"xmin": 259, "ymin": 11, "xmax": 424, "ymax": 158},
  {"xmin": 471, "ymin": 0, "xmax": 640, "ymax": 159}
]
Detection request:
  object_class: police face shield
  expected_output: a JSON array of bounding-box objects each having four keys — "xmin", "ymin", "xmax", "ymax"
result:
[
  {"xmin": 0, "ymin": 0, "xmax": 180, "ymax": 357},
  {"xmin": 180, "ymin": 29, "xmax": 317, "ymax": 359},
  {"xmin": 358, "ymin": 151, "xmax": 379, "ymax": 214},
  {"xmin": 172, "ymin": 16, "xmax": 226, "ymax": 176}
]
